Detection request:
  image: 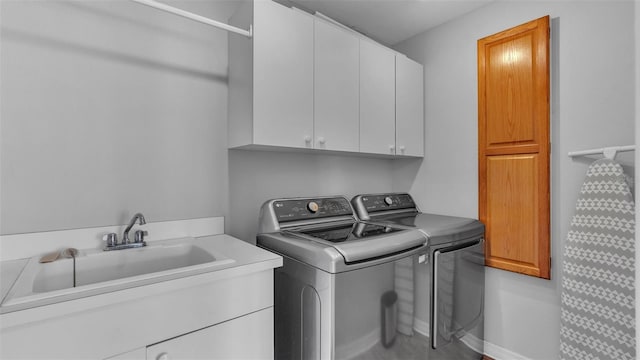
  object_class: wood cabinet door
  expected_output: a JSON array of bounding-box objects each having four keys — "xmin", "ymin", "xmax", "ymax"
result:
[
  {"xmin": 396, "ymin": 55, "xmax": 424, "ymax": 157},
  {"xmin": 478, "ymin": 16, "xmax": 550, "ymax": 279},
  {"xmin": 253, "ymin": 1, "xmax": 314, "ymax": 148},
  {"xmin": 360, "ymin": 39, "xmax": 396, "ymax": 155},
  {"xmin": 314, "ymin": 19, "xmax": 360, "ymax": 152}
]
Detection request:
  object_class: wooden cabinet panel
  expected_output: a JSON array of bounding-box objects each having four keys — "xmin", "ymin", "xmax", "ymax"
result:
[
  {"xmin": 360, "ymin": 39, "xmax": 396, "ymax": 155},
  {"xmin": 396, "ymin": 55, "xmax": 424, "ymax": 157},
  {"xmin": 253, "ymin": 0, "xmax": 314, "ymax": 148},
  {"xmin": 314, "ymin": 19, "xmax": 360, "ymax": 152},
  {"xmin": 479, "ymin": 17, "xmax": 549, "ymax": 156},
  {"xmin": 485, "ymin": 155, "xmax": 542, "ymax": 275},
  {"xmin": 478, "ymin": 16, "xmax": 550, "ymax": 279},
  {"xmin": 486, "ymin": 34, "xmax": 535, "ymax": 147}
]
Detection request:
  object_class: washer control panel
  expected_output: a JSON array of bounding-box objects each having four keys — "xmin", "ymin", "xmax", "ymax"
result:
[
  {"xmin": 358, "ymin": 193, "xmax": 417, "ymax": 213},
  {"xmin": 307, "ymin": 201, "xmax": 319, "ymax": 213},
  {"xmin": 274, "ymin": 197, "xmax": 353, "ymax": 222}
]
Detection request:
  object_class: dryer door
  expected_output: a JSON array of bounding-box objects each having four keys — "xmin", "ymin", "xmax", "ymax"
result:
[{"xmin": 431, "ymin": 238, "xmax": 484, "ymax": 349}]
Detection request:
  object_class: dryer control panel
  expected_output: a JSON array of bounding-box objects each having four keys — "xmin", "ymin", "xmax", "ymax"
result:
[{"xmin": 355, "ymin": 193, "xmax": 417, "ymax": 214}]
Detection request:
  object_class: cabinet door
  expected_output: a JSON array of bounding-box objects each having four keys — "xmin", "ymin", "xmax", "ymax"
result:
[
  {"xmin": 478, "ymin": 16, "xmax": 550, "ymax": 279},
  {"xmin": 314, "ymin": 19, "xmax": 359, "ymax": 152},
  {"xmin": 253, "ymin": 1, "xmax": 314, "ymax": 148},
  {"xmin": 359, "ymin": 39, "xmax": 396, "ymax": 155},
  {"xmin": 146, "ymin": 308, "xmax": 274, "ymax": 360},
  {"xmin": 395, "ymin": 55, "xmax": 424, "ymax": 157}
]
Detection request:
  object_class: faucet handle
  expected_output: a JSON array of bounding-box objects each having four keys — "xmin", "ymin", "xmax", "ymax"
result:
[
  {"xmin": 102, "ymin": 233, "xmax": 118, "ymax": 247},
  {"xmin": 134, "ymin": 230, "xmax": 148, "ymax": 243}
]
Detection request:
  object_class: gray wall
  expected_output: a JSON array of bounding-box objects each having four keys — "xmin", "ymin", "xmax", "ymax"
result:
[
  {"xmin": 0, "ymin": 0, "xmax": 398, "ymax": 241},
  {"xmin": 1, "ymin": 0, "xmax": 237, "ymax": 234},
  {"xmin": 227, "ymin": 149, "xmax": 398, "ymax": 243},
  {"xmin": 394, "ymin": 1, "xmax": 635, "ymax": 359}
]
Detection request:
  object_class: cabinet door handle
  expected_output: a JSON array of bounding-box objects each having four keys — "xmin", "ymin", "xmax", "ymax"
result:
[
  {"xmin": 389, "ymin": 145, "xmax": 396, "ymax": 153},
  {"xmin": 156, "ymin": 352, "xmax": 170, "ymax": 360},
  {"xmin": 318, "ymin": 137, "xmax": 326, "ymax": 145},
  {"xmin": 399, "ymin": 145, "xmax": 406, "ymax": 154},
  {"xmin": 304, "ymin": 135, "xmax": 312, "ymax": 143}
]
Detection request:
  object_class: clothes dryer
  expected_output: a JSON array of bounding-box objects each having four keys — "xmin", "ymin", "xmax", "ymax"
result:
[{"xmin": 352, "ymin": 193, "xmax": 485, "ymax": 359}]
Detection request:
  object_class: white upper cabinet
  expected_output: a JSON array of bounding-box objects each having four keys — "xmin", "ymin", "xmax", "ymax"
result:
[
  {"xmin": 359, "ymin": 39, "xmax": 396, "ymax": 155},
  {"xmin": 228, "ymin": 0, "xmax": 423, "ymax": 158},
  {"xmin": 314, "ymin": 19, "xmax": 360, "ymax": 152},
  {"xmin": 396, "ymin": 55, "xmax": 424, "ymax": 157},
  {"xmin": 229, "ymin": 0, "xmax": 314, "ymax": 149},
  {"xmin": 253, "ymin": 1, "xmax": 314, "ymax": 148}
]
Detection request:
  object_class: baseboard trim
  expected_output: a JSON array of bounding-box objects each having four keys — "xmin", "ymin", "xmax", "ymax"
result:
[
  {"xmin": 483, "ymin": 340, "xmax": 532, "ymax": 360},
  {"xmin": 413, "ymin": 317, "xmax": 531, "ymax": 360},
  {"xmin": 413, "ymin": 317, "xmax": 430, "ymax": 337},
  {"xmin": 336, "ymin": 328, "xmax": 378, "ymax": 359},
  {"xmin": 460, "ymin": 332, "xmax": 484, "ymax": 354}
]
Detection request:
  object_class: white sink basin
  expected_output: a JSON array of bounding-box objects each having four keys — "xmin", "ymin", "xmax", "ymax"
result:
[{"xmin": 3, "ymin": 237, "xmax": 235, "ymax": 308}]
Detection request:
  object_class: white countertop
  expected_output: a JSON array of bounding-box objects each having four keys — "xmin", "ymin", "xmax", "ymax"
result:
[
  {"xmin": 0, "ymin": 258, "xmax": 28, "ymax": 304},
  {"xmin": 0, "ymin": 234, "xmax": 282, "ymax": 316}
]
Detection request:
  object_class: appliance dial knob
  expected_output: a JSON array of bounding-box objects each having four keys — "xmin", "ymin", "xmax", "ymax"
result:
[
  {"xmin": 307, "ymin": 201, "xmax": 319, "ymax": 213},
  {"xmin": 384, "ymin": 196, "xmax": 393, "ymax": 206}
]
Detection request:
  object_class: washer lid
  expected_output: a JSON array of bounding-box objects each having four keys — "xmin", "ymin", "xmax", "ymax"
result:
[
  {"xmin": 287, "ymin": 222, "xmax": 426, "ymax": 263},
  {"xmin": 292, "ymin": 221, "xmax": 402, "ymax": 243},
  {"xmin": 369, "ymin": 212, "xmax": 485, "ymax": 244}
]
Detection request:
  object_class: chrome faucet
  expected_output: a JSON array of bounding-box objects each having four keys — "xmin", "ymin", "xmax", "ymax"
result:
[
  {"xmin": 102, "ymin": 213, "xmax": 148, "ymax": 251},
  {"xmin": 123, "ymin": 213, "xmax": 146, "ymax": 244}
]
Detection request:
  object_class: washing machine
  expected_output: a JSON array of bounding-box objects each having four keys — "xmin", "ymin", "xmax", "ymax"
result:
[
  {"xmin": 352, "ymin": 193, "xmax": 485, "ymax": 360},
  {"xmin": 257, "ymin": 196, "xmax": 430, "ymax": 360}
]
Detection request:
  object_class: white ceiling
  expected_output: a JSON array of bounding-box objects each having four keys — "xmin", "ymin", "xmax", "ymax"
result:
[{"xmin": 287, "ymin": 0, "xmax": 494, "ymax": 45}]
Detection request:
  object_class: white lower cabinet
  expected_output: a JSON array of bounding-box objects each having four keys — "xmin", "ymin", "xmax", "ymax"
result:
[
  {"xmin": 2, "ymin": 265, "xmax": 278, "ymax": 359},
  {"xmin": 104, "ymin": 347, "xmax": 147, "ymax": 360},
  {"xmin": 147, "ymin": 308, "xmax": 273, "ymax": 360},
  {"xmin": 105, "ymin": 309, "xmax": 274, "ymax": 360}
]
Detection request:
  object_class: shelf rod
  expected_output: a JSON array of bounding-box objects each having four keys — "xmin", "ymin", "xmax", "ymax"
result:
[
  {"xmin": 130, "ymin": 0, "xmax": 252, "ymax": 38},
  {"xmin": 568, "ymin": 145, "xmax": 635, "ymax": 160}
]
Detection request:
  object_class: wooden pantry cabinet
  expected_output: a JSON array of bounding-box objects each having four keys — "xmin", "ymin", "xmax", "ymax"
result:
[
  {"xmin": 477, "ymin": 16, "xmax": 550, "ymax": 279},
  {"xmin": 228, "ymin": 0, "xmax": 424, "ymax": 158}
]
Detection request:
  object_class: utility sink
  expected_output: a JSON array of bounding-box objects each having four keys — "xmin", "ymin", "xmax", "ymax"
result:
[{"xmin": 3, "ymin": 237, "xmax": 235, "ymax": 309}]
